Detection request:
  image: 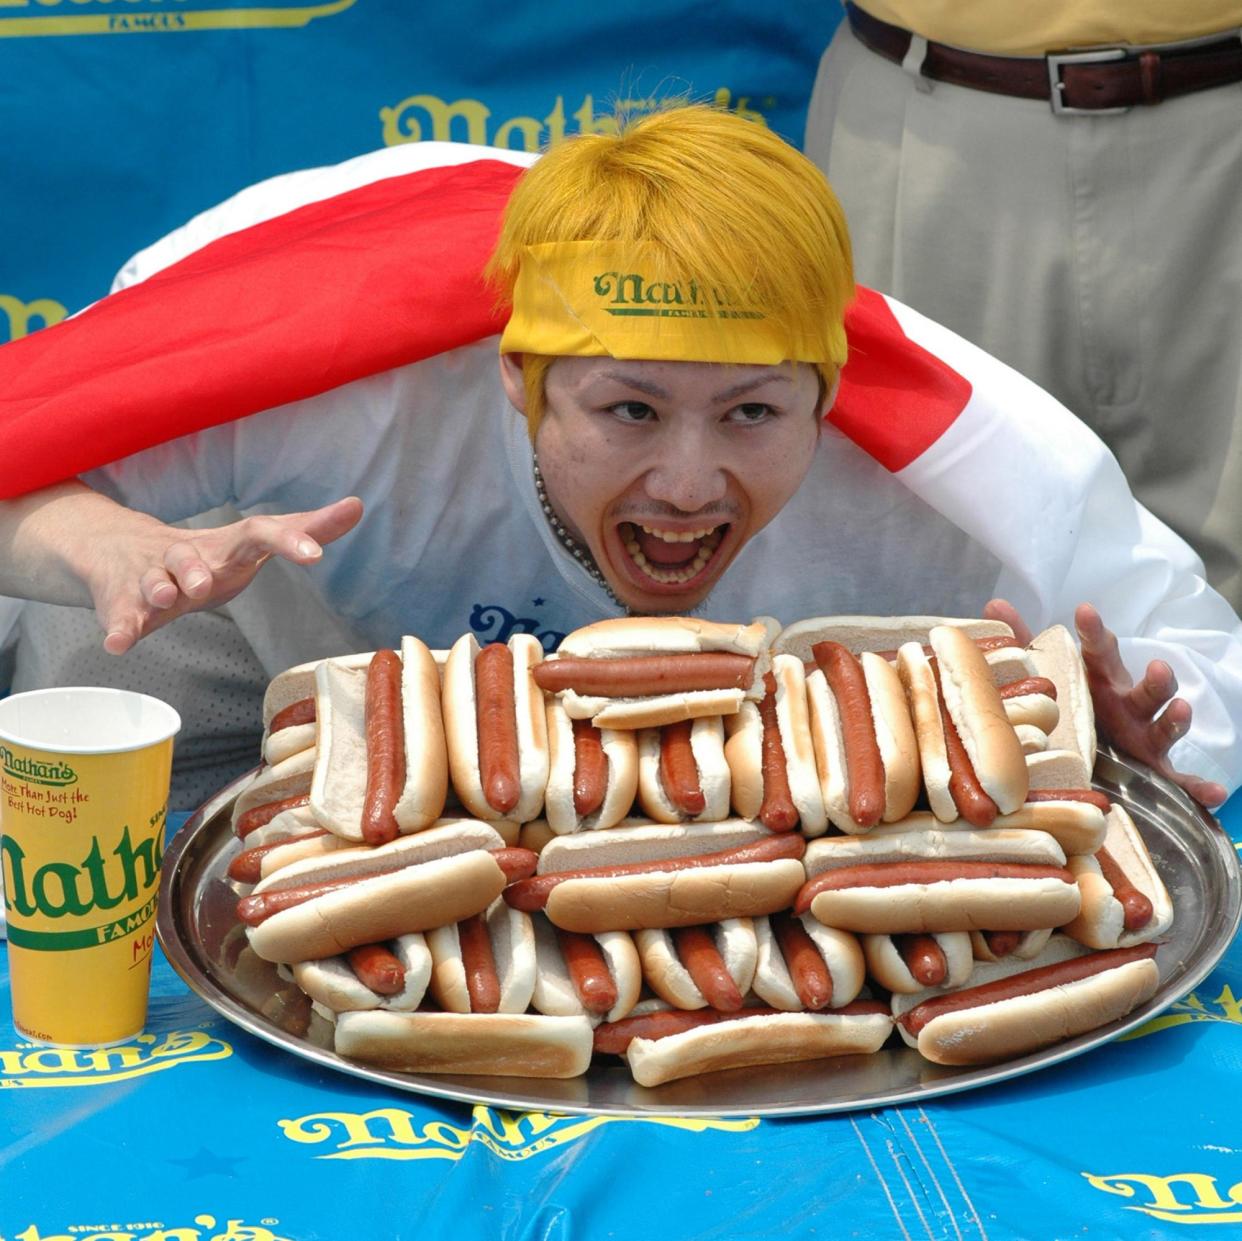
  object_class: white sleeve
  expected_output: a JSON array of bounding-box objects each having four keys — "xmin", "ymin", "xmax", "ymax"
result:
[{"xmin": 891, "ymin": 302, "xmax": 1242, "ymax": 793}]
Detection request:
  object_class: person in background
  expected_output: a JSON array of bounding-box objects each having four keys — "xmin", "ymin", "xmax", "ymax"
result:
[{"xmin": 804, "ymin": 2, "xmax": 1242, "ymax": 614}]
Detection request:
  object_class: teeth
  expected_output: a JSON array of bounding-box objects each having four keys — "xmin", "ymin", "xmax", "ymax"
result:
[
  {"xmin": 639, "ymin": 523, "xmax": 719, "ymax": 543},
  {"xmin": 629, "ymin": 540, "xmax": 717, "ymax": 585}
]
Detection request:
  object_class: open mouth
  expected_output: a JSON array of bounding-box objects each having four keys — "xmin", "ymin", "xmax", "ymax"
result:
[{"xmin": 613, "ymin": 520, "xmax": 732, "ymax": 590}]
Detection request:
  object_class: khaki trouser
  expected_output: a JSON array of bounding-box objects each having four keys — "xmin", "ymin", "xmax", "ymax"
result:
[{"xmin": 806, "ymin": 22, "xmax": 1242, "ymax": 612}]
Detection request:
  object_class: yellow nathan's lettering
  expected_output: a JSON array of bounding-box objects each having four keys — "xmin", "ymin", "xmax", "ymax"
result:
[
  {"xmin": 379, "ymin": 94, "xmax": 490, "ymax": 146},
  {"xmin": 1084, "ymin": 1170, "xmax": 1242, "ymax": 1216},
  {"xmin": 0, "ymin": 293, "xmax": 67, "ymax": 339},
  {"xmin": 279, "ymin": 1106, "xmax": 449, "ymax": 1149}
]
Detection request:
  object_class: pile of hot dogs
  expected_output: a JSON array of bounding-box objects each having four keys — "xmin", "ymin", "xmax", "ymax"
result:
[{"xmin": 223, "ymin": 614, "xmax": 1172, "ymax": 1087}]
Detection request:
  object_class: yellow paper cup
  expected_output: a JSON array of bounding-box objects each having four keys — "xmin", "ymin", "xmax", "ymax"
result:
[{"xmin": 0, "ymin": 687, "xmax": 180, "ymax": 1046}]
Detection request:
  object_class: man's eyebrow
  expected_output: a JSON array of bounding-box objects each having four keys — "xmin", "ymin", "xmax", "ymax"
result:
[
  {"xmin": 710, "ymin": 372, "xmax": 792, "ymax": 402},
  {"xmin": 591, "ymin": 369, "xmax": 792, "ymax": 402}
]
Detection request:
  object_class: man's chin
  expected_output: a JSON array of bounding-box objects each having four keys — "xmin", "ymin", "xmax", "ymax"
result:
[{"xmin": 604, "ymin": 571, "xmax": 717, "ymax": 616}]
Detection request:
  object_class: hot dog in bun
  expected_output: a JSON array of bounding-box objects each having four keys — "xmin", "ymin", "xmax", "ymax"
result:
[
  {"xmin": 443, "ymin": 633, "xmax": 550, "ymax": 824},
  {"xmin": 1061, "ymin": 805, "xmax": 1173, "ymax": 949},
  {"xmin": 795, "ymin": 819, "xmax": 1081, "ymax": 934},
  {"xmin": 532, "ymin": 616, "xmax": 775, "ymax": 728},
  {"xmin": 290, "ymin": 933, "xmax": 432, "ymax": 1019},
  {"xmin": 310, "ymin": 638, "xmax": 449, "ymax": 844},
  {"xmin": 543, "ymin": 701, "xmax": 638, "ymax": 833},
  {"xmin": 724, "ymin": 656, "xmax": 828, "ymax": 835},
  {"xmin": 635, "ymin": 918, "xmax": 758, "ymax": 1012},
  {"xmin": 637, "ymin": 716, "xmax": 731, "ymax": 823},
  {"xmin": 530, "ymin": 917, "xmax": 641, "ymax": 1024},
  {"xmin": 502, "ymin": 819, "xmax": 807, "ymax": 933},
  {"xmin": 891, "ymin": 934, "xmax": 1160, "ymax": 1065},
  {"xmin": 237, "ymin": 821, "xmax": 535, "ymax": 964},
  {"xmin": 750, "ymin": 913, "xmax": 865, "ymax": 1011},
  {"xmin": 425, "ymin": 898, "xmax": 537, "ymax": 1014},
  {"xmin": 862, "ymin": 931, "xmax": 975, "ymax": 994}
]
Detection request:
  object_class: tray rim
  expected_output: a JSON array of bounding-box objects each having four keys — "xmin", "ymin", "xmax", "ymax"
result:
[{"xmin": 156, "ymin": 747, "xmax": 1242, "ymax": 1118}]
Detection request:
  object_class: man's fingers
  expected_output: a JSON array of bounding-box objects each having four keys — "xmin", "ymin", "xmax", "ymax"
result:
[
  {"xmin": 140, "ymin": 568, "xmax": 179, "ymax": 610},
  {"xmin": 163, "ymin": 541, "xmax": 215, "ymax": 599},
  {"xmin": 1146, "ymin": 697, "xmax": 1191, "ymax": 758},
  {"xmin": 982, "ymin": 598, "xmax": 1033, "ymax": 646},
  {"xmin": 300, "ymin": 496, "xmax": 364, "ymax": 547},
  {"xmin": 1129, "ymin": 660, "xmax": 1178, "ymax": 721},
  {"xmin": 1172, "ymin": 771, "xmax": 1229, "ymax": 811}
]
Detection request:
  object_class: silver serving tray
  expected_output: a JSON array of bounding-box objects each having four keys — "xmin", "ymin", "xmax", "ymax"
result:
[{"xmin": 157, "ymin": 748, "xmax": 1241, "ymax": 1117}]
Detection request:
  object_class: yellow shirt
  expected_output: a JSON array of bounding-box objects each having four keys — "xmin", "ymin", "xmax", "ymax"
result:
[{"xmin": 855, "ymin": 1, "xmax": 1242, "ymax": 56}]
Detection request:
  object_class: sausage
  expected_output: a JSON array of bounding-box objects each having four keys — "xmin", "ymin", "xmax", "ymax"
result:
[
  {"xmin": 811, "ymin": 641, "xmax": 885, "ymax": 828},
  {"xmin": 227, "ymin": 828, "xmax": 330, "ymax": 884},
  {"xmin": 998, "ymin": 677, "xmax": 1058, "ymax": 701},
  {"xmin": 504, "ymin": 833, "xmax": 807, "ymax": 913},
  {"xmin": 933, "ymin": 663, "xmax": 999, "ymax": 827},
  {"xmin": 268, "ymin": 696, "xmax": 317, "ymax": 734},
  {"xmin": 556, "ymin": 929, "xmax": 618, "ymax": 1015},
  {"xmin": 475, "ymin": 643, "xmax": 521, "ymax": 815},
  {"xmin": 234, "ymin": 793, "xmax": 312, "ymax": 839},
  {"xmin": 236, "ymin": 874, "xmax": 366, "ymax": 926},
  {"xmin": 981, "ymin": 931, "xmax": 1024, "ymax": 957},
  {"xmin": 572, "ymin": 718, "xmax": 608, "ymax": 818},
  {"xmin": 346, "ymin": 943, "xmax": 406, "ymax": 995},
  {"xmin": 758, "ymin": 672, "xmax": 799, "ymax": 832},
  {"xmin": 592, "ymin": 999, "xmax": 890, "ymax": 1055},
  {"xmin": 457, "ymin": 914, "xmax": 501, "ymax": 1013},
  {"xmin": 361, "ymin": 649, "xmax": 405, "ymax": 846},
  {"xmin": 1024, "ymin": 788, "xmax": 1112, "ymax": 813},
  {"xmin": 900, "ymin": 943, "xmax": 1159, "ymax": 1035},
  {"xmin": 532, "ymin": 653, "xmax": 755, "ymax": 697},
  {"xmin": 659, "ymin": 721, "xmax": 706, "ymax": 817},
  {"xmin": 488, "ymin": 846, "xmax": 539, "ymax": 884},
  {"xmin": 673, "ymin": 926, "xmax": 744, "ymax": 1011},
  {"xmin": 771, "ymin": 912, "xmax": 833, "ymax": 1009},
  {"xmin": 1094, "ymin": 847, "xmax": 1155, "ymax": 931},
  {"xmin": 795, "ymin": 860, "xmax": 1076, "ymax": 915},
  {"xmin": 896, "ymin": 934, "xmax": 948, "ymax": 987}
]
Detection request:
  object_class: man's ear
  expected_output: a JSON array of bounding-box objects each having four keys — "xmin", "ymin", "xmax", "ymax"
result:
[{"xmin": 499, "ymin": 353, "xmax": 526, "ymax": 412}]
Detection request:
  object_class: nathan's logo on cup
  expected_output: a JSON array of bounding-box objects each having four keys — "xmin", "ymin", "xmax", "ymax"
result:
[
  {"xmin": 0, "ymin": 744, "xmax": 76, "ymax": 787},
  {"xmin": 1, "ymin": 819, "xmax": 163, "ymax": 949},
  {"xmin": 591, "ymin": 271, "xmax": 765, "ymax": 321}
]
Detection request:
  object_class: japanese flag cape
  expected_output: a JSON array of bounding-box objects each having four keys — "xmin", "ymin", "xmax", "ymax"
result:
[{"xmin": 0, "ymin": 141, "xmax": 1238, "ymax": 791}]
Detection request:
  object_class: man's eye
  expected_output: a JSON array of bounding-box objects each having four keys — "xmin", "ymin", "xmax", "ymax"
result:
[
  {"xmin": 728, "ymin": 403, "xmax": 775, "ymax": 424},
  {"xmin": 609, "ymin": 401, "xmax": 656, "ymax": 422}
]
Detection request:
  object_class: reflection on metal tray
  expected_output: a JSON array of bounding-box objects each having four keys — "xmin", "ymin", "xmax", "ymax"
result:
[{"xmin": 156, "ymin": 747, "xmax": 1241, "ymax": 1118}]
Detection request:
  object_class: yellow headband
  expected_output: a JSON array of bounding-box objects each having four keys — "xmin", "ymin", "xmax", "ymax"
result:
[{"xmin": 498, "ymin": 241, "xmax": 833, "ymax": 365}]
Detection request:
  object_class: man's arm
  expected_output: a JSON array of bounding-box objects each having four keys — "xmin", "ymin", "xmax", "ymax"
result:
[{"xmin": 0, "ymin": 480, "xmax": 362, "ymax": 653}]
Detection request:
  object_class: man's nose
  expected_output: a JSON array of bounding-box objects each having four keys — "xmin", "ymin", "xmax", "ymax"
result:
[{"xmin": 642, "ymin": 440, "xmax": 729, "ymax": 512}]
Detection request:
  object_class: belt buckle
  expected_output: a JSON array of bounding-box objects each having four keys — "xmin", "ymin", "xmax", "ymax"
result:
[{"xmin": 1047, "ymin": 48, "xmax": 1131, "ymax": 115}]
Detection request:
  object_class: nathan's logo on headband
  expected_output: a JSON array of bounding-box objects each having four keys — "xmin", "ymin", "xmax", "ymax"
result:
[
  {"xmin": 1, "ymin": 746, "xmax": 76, "ymax": 788},
  {"xmin": 592, "ymin": 272, "xmax": 765, "ymax": 321}
]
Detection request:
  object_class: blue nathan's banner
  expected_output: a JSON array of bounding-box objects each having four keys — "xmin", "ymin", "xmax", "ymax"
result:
[{"xmin": 0, "ymin": 0, "xmax": 843, "ymax": 344}]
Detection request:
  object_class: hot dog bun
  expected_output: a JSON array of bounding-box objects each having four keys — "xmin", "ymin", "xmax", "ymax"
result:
[
  {"xmin": 1029, "ymin": 624, "xmax": 1097, "ymax": 769},
  {"xmin": 725, "ymin": 654, "xmax": 828, "ymax": 836},
  {"xmin": 539, "ymin": 616, "xmax": 775, "ymax": 728},
  {"xmin": 242, "ymin": 820, "xmax": 510, "ymax": 964},
  {"xmin": 543, "ymin": 701, "xmax": 638, "ymax": 833},
  {"xmin": 773, "ymin": 615, "xmax": 1013, "ymax": 664},
  {"xmin": 891, "ymin": 934, "xmax": 1160, "ymax": 1065},
  {"xmin": 622, "ymin": 1006, "xmax": 893, "ymax": 1087},
  {"xmin": 334, "ymin": 1010, "xmax": 595, "ymax": 1078},
  {"xmin": 230, "ymin": 748, "xmax": 315, "ymax": 838},
  {"xmin": 442, "ymin": 633, "xmax": 550, "ymax": 824}
]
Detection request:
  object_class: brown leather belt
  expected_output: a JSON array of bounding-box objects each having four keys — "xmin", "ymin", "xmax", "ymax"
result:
[{"xmin": 846, "ymin": 2, "xmax": 1242, "ymax": 113}]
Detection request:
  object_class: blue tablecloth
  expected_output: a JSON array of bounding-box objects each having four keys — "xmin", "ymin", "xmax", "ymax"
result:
[{"xmin": 3, "ymin": 800, "xmax": 1241, "ymax": 1241}]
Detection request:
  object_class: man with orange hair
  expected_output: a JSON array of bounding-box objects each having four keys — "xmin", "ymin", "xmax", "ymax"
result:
[{"xmin": 0, "ymin": 106, "xmax": 1238, "ymax": 806}]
